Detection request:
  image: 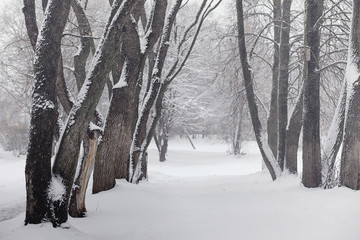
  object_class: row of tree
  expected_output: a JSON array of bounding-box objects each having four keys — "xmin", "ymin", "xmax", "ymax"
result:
[
  {"xmin": 19, "ymin": 0, "xmax": 360, "ymax": 229},
  {"xmin": 236, "ymin": 0, "xmax": 360, "ymax": 190},
  {"xmin": 23, "ymin": 0, "xmax": 221, "ymax": 227}
]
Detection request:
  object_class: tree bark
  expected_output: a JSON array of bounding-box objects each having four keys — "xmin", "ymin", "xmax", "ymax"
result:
[
  {"xmin": 285, "ymin": 85, "xmax": 303, "ymax": 174},
  {"xmin": 267, "ymin": 0, "xmax": 281, "ymax": 157},
  {"xmin": 69, "ymin": 130, "xmax": 99, "ymax": 217},
  {"xmin": 340, "ymin": 0, "xmax": 360, "ymax": 190},
  {"xmin": 302, "ymin": 0, "xmax": 324, "ymax": 188},
  {"xmin": 276, "ymin": 0, "xmax": 292, "ymax": 170},
  {"xmin": 68, "ymin": 0, "xmax": 103, "ymax": 216},
  {"xmin": 23, "ymin": 0, "xmax": 38, "ymax": 51},
  {"xmin": 24, "ymin": 0, "xmax": 71, "ymax": 225},
  {"xmin": 51, "ymin": 0, "xmax": 137, "ymax": 225},
  {"xmin": 236, "ymin": 0, "xmax": 281, "ymax": 181}
]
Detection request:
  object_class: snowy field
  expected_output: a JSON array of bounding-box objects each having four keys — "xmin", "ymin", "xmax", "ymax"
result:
[{"xmin": 0, "ymin": 138, "xmax": 360, "ymax": 240}]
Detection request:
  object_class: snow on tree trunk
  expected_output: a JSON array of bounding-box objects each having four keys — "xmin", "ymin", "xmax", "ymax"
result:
[
  {"xmin": 302, "ymin": 0, "xmax": 323, "ymax": 188},
  {"xmin": 69, "ymin": 130, "xmax": 99, "ymax": 217},
  {"xmin": 322, "ymin": 82, "xmax": 346, "ymax": 188},
  {"xmin": 51, "ymin": 0, "xmax": 137, "ymax": 225},
  {"xmin": 236, "ymin": 0, "xmax": 281, "ymax": 181},
  {"xmin": 129, "ymin": 0, "xmax": 183, "ymax": 184},
  {"xmin": 24, "ymin": 0, "xmax": 71, "ymax": 225},
  {"xmin": 340, "ymin": 0, "xmax": 360, "ymax": 190}
]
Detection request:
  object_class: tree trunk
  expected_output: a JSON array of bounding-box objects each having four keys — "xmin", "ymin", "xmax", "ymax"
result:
[
  {"xmin": 93, "ymin": 18, "xmax": 141, "ymax": 193},
  {"xmin": 24, "ymin": 0, "xmax": 71, "ymax": 225},
  {"xmin": 302, "ymin": 0, "xmax": 324, "ymax": 188},
  {"xmin": 322, "ymin": 82, "xmax": 346, "ymax": 187},
  {"xmin": 340, "ymin": 0, "xmax": 360, "ymax": 190},
  {"xmin": 51, "ymin": 0, "xmax": 137, "ymax": 225},
  {"xmin": 277, "ymin": 0, "xmax": 292, "ymax": 170},
  {"xmin": 285, "ymin": 85, "xmax": 303, "ymax": 174},
  {"xmin": 267, "ymin": 0, "xmax": 281, "ymax": 157},
  {"xmin": 69, "ymin": 130, "xmax": 99, "ymax": 217},
  {"xmin": 236, "ymin": 0, "xmax": 281, "ymax": 181},
  {"xmin": 129, "ymin": 0, "xmax": 183, "ymax": 184}
]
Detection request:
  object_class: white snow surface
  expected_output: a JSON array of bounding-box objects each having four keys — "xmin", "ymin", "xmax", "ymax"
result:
[{"xmin": 0, "ymin": 138, "xmax": 359, "ymax": 240}]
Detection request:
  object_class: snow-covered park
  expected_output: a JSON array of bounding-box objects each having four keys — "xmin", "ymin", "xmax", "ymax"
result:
[{"xmin": 0, "ymin": 138, "xmax": 359, "ymax": 240}]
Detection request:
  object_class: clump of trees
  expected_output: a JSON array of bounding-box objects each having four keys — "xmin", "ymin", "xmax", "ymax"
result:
[
  {"xmin": 21, "ymin": 0, "xmax": 221, "ymax": 227},
  {"xmin": 236, "ymin": 0, "xmax": 360, "ymax": 190},
  {"xmin": 0, "ymin": 0, "xmax": 355, "ymax": 230}
]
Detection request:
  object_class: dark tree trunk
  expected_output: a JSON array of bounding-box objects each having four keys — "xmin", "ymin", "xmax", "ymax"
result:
[
  {"xmin": 267, "ymin": 0, "xmax": 281, "ymax": 157},
  {"xmin": 23, "ymin": 0, "xmax": 38, "ymax": 51},
  {"xmin": 236, "ymin": 0, "xmax": 281, "ymax": 180},
  {"xmin": 277, "ymin": 0, "xmax": 292, "ymax": 170},
  {"xmin": 24, "ymin": 0, "xmax": 71, "ymax": 225},
  {"xmin": 51, "ymin": 0, "xmax": 137, "ymax": 225},
  {"xmin": 302, "ymin": 0, "xmax": 324, "ymax": 188},
  {"xmin": 285, "ymin": 85, "xmax": 303, "ymax": 174},
  {"xmin": 93, "ymin": 18, "xmax": 141, "ymax": 193},
  {"xmin": 340, "ymin": 0, "xmax": 360, "ymax": 190}
]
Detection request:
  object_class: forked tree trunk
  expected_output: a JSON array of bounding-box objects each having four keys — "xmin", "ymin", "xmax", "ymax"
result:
[
  {"xmin": 302, "ymin": 0, "xmax": 324, "ymax": 188},
  {"xmin": 93, "ymin": 18, "xmax": 141, "ymax": 193},
  {"xmin": 51, "ymin": 0, "xmax": 137, "ymax": 225},
  {"xmin": 24, "ymin": 0, "xmax": 71, "ymax": 225},
  {"xmin": 236, "ymin": 0, "xmax": 281, "ymax": 180},
  {"xmin": 340, "ymin": 0, "xmax": 360, "ymax": 190}
]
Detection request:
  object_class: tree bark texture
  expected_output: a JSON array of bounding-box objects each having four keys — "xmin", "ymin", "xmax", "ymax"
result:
[
  {"xmin": 276, "ymin": 0, "xmax": 292, "ymax": 170},
  {"xmin": 340, "ymin": 0, "xmax": 360, "ymax": 190},
  {"xmin": 24, "ymin": 0, "xmax": 71, "ymax": 225},
  {"xmin": 93, "ymin": 21, "xmax": 141, "ymax": 193},
  {"xmin": 302, "ymin": 0, "xmax": 324, "ymax": 188},
  {"xmin": 267, "ymin": 0, "xmax": 281, "ymax": 158},
  {"xmin": 69, "ymin": 131, "xmax": 99, "ymax": 217},
  {"xmin": 236, "ymin": 0, "xmax": 281, "ymax": 181},
  {"xmin": 285, "ymin": 85, "xmax": 303, "ymax": 174},
  {"xmin": 51, "ymin": 0, "xmax": 137, "ymax": 225}
]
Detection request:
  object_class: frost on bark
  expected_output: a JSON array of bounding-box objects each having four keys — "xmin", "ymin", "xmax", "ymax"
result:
[
  {"xmin": 340, "ymin": 0, "xmax": 360, "ymax": 190},
  {"xmin": 24, "ymin": 0, "xmax": 71, "ymax": 225},
  {"xmin": 236, "ymin": 0, "xmax": 281, "ymax": 181},
  {"xmin": 51, "ymin": 0, "xmax": 137, "ymax": 225},
  {"xmin": 302, "ymin": 0, "xmax": 324, "ymax": 188}
]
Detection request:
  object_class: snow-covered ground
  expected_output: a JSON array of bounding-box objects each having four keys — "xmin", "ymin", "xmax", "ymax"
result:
[{"xmin": 0, "ymin": 138, "xmax": 359, "ymax": 240}]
